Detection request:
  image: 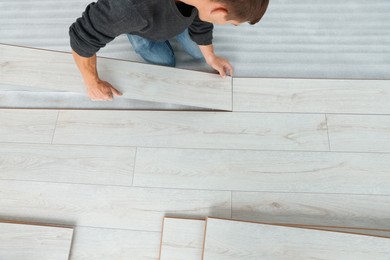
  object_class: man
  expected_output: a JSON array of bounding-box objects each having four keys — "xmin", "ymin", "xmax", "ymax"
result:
[{"xmin": 69, "ymin": 0, "xmax": 269, "ymax": 101}]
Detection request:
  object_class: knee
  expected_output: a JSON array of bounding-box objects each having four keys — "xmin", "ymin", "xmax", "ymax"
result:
[{"xmin": 127, "ymin": 35, "xmax": 175, "ymax": 67}]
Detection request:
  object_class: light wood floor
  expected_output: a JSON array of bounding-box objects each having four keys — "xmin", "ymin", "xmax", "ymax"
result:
[{"xmin": 0, "ymin": 78, "xmax": 389, "ymax": 259}]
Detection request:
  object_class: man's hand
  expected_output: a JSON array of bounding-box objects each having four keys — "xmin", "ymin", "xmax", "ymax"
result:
[
  {"xmin": 198, "ymin": 44, "xmax": 233, "ymax": 78},
  {"xmin": 86, "ymin": 79, "xmax": 122, "ymax": 101},
  {"xmin": 71, "ymin": 51, "xmax": 122, "ymax": 101},
  {"xmin": 205, "ymin": 55, "xmax": 233, "ymax": 78}
]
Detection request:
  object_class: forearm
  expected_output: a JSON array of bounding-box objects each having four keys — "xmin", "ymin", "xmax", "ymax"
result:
[
  {"xmin": 198, "ymin": 44, "xmax": 216, "ymax": 63},
  {"xmin": 71, "ymin": 50, "xmax": 99, "ymax": 85},
  {"xmin": 71, "ymin": 50, "xmax": 121, "ymax": 100}
]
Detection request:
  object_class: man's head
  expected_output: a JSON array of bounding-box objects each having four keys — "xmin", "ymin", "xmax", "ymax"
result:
[{"xmin": 196, "ymin": 0, "xmax": 269, "ymax": 25}]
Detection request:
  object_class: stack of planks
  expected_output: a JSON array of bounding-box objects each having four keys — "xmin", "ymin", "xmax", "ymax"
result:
[{"xmin": 160, "ymin": 217, "xmax": 390, "ymax": 260}]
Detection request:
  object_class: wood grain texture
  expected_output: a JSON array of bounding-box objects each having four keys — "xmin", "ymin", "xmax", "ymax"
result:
[
  {"xmin": 233, "ymin": 78, "xmax": 390, "ymax": 114},
  {"xmin": 327, "ymin": 114, "xmax": 390, "ymax": 152},
  {"xmin": 0, "ymin": 109, "xmax": 58, "ymax": 143},
  {"xmin": 0, "ymin": 222, "xmax": 73, "ymax": 260},
  {"xmin": 70, "ymin": 227, "xmax": 160, "ymax": 260},
  {"xmin": 53, "ymin": 110, "xmax": 329, "ymax": 151},
  {"xmin": 0, "ymin": 180, "xmax": 230, "ymax": 232},
  {"xmin": 0, "ymin": 143, "xmax": 135, "ymax": 186},
  {"xmin": 202, "ymin": 218, "xmax": 390, "ymax": 260},
  {"xmin": 134, "ymin": 148, "xmax": 390, "ymax": 195},
  {"xmin": 232, "ymin": 192, "xmax": 390, "ymax": 230},
  {"xmin": 0, "ymin": 44, "xmax": 232, "ymax": 110},
  {"xmin": 160, "ymin": 217, "xmax": 205, "ymax": 260}
]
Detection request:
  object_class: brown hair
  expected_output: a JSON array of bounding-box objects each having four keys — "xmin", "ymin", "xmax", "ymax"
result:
[{"xmin": 215, "ymin": 0, "xmax": 269, "ymax": 25}]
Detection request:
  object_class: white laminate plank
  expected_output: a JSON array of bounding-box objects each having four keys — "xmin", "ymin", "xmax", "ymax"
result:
[
  {"xmin": 202, "ymin": 218, "xmax": 390, "ymax": 260},
  {"xmin": 70, "ymin": 227, "xmax": 160, "ymax": 260},
  {"xmin": 233, "ymin": 78, "xmax": 390, "ymax": 114},
  {"xmin": 0, "ymin": 143, "xmax": 135, "ymax": 186},
  {"xmin": 134, "ymin": 148, "xmax": 390, "ymax": 195},
  {"xmin": 0, "ymin": 222, "xmax": 73, "ymax": 260},
  {"xmin": 53, "ymin": 110, "xmax": 328, "ymax": 151},
  {"xmin": 232, "ymin": 192, "xmax": 390, "ymax": 230},
  {"xmin": 160, "ymin": 218, "xmax": 205, "ymax": 260},
  {"xmin": 97, "ymin": 57, "xmax": 232, "ymax": 110},
  {"xmin": 0, "ymin": 180, "xmax": 230, "ymax": 232},
  {"xmin": 327, "ymin": 114, "xmax": 390, "ymax": 152},
  {"xmin": 0, "ymin": 109, "xmax": 58, "ymax": 143},
  {"xmin": 0, "ymin": 44, "xmax": 232, "ymax": 110}
]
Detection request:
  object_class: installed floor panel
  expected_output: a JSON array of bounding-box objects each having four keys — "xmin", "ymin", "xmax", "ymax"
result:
[
  {"xmin": 134, "ymin": 148, "xmax": 390, "ymax": 194},
  {"xmin": 202, "ymin": 218, "xmax": 390, "ymax": 260},
  {"xmin": 0, "ymin": 221, "xmax": 73, "ymax": 260},
  {"xmin": 1, "ymin": 0, "xmax": 389, "ymax": 109},
  {"xmin": 233, "ymin": 78, "xmax": 390, "ymax": 114},
  {"xmin": 52, "ymin": 110, "xmax": 328, "ymax": 150}
]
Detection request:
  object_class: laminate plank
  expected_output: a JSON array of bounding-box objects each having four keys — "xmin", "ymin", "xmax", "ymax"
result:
[
  {"xmin": 53, "ymin": 110, "xmax": 329, "ymax": 151},
  {"xmin": 0, "ymin": 180, "xmax": 230, "ymax": 232},
  {"xmin": 232, "ymin": 192, "xmax": 390, "ymax": 230},
  {"xmin": 159, "ymin": 218, "xmax": 390, "ymax": 260},
  {"xmin": 134, "ymin": 148, "xmax": 390, "ymax": 195},
  {"xmin": 233, "ymin": 78, "xmax": 390, "ymax": 114},
  {"xmin": 160, "ymin": 217, "xmax": 205, "ymax": 260},
  {"xmin": 202, "ymin": 218, "xmax": 390, "ymax": 260},
  {"xmin": 0, "ymin": 109, "xmax": 57, "ymax": 143},
  {"xmin": 327, "ymin": 114, "xmax": 390, "ymax": 152},
  {"xmin": 0, "ymin": 44, "xmax": 232, "ymax": 110},
  {"xmin": 0, "ymin": 222, "xmax": 73, "ymax": 260},
  {"xmin": 0, "ymin": 143, "xmax": 135, "ymax": 186},
  {"xmin": 70, "ymin": 227, "xmax": 160, "ymax": 260}
]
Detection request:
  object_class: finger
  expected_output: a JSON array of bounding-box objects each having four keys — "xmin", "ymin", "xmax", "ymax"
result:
[
  {"xmin": 111, "ymin": 87, "xmax": 122, "ymax": 96},
  {"xmin": 218, "ymin": 66, "xmax": 226, "ymax": 78},
  {"xmin": 224, "ymin": 62, "xmax": 233, "ymax": 77}
]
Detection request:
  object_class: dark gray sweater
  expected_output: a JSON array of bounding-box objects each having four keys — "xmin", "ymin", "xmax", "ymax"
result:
[{"xmin": 69, "ymin": 0, "xmax": 213, "ymax": 57}]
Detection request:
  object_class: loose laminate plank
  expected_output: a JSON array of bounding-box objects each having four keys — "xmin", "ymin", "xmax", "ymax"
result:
[
  {"xmin": 134, "ymin": 148, "xmax": 390, "ymax": 195},
  {"xmin": 0, "ymin": 44, "xmax": 232, "ymax": 110},
  {"xmin": 160, "ymin": 217, "xmax": 205, "ymax": 260},
  {"xmin": 0, "ymin": 109, "xmax": 57, "ymax": 144},
  {"xmin": 53, "ymin": 110, "xmax": 329, "ymax": 151},
  {"xmin": 232, "ymin": 192, "xmax": 390, "ymax": 230},
  {"xmin": 203, "ymin": 218, "xmax": 390, "ymax": 260},
  {"xmin": 327, "ymin": 114, "xmax": 390, "ymax": 152},
  {"xmin": 0, "ymin": 180, "xmax": 230, "ymax": 232},
  {"xmin": 233, "ymin": 78, "xmax": 390, "ymax": 114},
  {"xmin": 159, "ymin": 218, "xmax": 390, "ymax": 260},
  {"xmin": 0, "ymin": 222, "xmax": 73, "ymax": 260},
  {"xmin": 0, "ymin": 143, "xmax": 135, "ymax": 186}
]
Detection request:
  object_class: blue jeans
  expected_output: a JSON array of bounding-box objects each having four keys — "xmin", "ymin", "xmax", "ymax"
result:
[{"xmin": 127, "ymin": 29, "xmax": 204, "ymax": 67}]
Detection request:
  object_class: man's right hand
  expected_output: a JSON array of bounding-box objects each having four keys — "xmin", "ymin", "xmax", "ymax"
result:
[
  {"xmin": 86, "ymin": 79, "xmax": 122, "ymax": 101},
  {"xmin": 71, "ymin": 51, "xmax": 122, "ymax": 101}
]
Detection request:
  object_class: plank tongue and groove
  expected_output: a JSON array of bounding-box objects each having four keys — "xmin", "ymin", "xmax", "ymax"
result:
[
  {"xmin": 0, "ymin": 44, "xmax": 232, "ymax": 110},
  {"xmin": 159, "ymin": 217, "xmax": 205, "ymax": 260},
  {"xmin": 203, "ymin": 218, "xmax": 390, "ymax": 260},
  {"xmin": 0, "ymin": 221, "xmax": 73, "ymax": 260}
]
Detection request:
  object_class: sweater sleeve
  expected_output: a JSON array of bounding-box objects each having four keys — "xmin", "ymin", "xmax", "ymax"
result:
[
  {"xmin": 69, "ymin": 0, "xmax": 146, "ymax": 57},
  {"xmin": 188, "ymin": 14, "xmax": 213, "ymax": 46}
]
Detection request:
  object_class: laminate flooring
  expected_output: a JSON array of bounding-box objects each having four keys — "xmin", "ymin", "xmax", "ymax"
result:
[
  {"xmin": 159, "ymin": 217, "xmax": 390, "ymax": 260},
  {"xmin": 203, "ymin": 218, "xmax": 390, "ymax": 260},
  {"xmin": 0, "ymin": 221, "xmax": 73, "ymax": 260},
  {"xmin": 0, "ymin": 83, "xmax": 389, "ymax": 258},
  {"xmin": 0, "ymin": 44, "xmax": 232, "ymax": 110}
]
